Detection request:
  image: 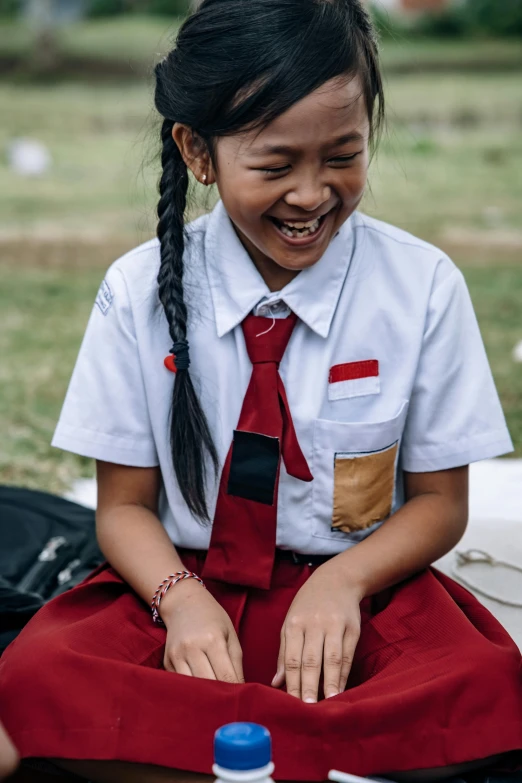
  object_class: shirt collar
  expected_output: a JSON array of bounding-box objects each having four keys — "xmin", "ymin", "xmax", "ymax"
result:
[{"xmin": 204, "ymin": 199, "xmax": 356, "ymax": 339}]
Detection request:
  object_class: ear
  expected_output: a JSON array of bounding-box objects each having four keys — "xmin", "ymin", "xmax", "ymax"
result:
[{"xmin": 172, "ymin": 123, "xmax": 215, "ymax": 185}]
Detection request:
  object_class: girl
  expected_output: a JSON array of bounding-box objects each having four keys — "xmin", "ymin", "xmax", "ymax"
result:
[{"xmin": 1, "ymin": 1, "xmax": 521, "ymax": 781}]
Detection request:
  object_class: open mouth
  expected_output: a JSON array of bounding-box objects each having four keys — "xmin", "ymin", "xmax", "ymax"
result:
[{"xmin": 268, "ymin": 211, "xmax": 330, "ymax": 242}]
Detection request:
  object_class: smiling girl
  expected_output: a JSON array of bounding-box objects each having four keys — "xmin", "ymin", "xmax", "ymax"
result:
[{"xmin": 1, "ymin": 1, "xmax": 521, "ymax": 782}]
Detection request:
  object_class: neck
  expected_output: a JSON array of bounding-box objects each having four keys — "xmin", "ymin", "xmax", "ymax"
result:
[{"xmin": 234, "ymin": 226, "xmax": 300, "ymax": 292}]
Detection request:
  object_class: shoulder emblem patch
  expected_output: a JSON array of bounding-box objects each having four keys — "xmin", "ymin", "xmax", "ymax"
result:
[{"xmin": 95, "ymin": 279, "xmax": 114, "ymax": 316}]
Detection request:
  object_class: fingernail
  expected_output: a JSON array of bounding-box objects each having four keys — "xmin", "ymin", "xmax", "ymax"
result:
[
  {"xmin": 271, "ymin": 675, "xmax": 278, "ymax": 686},
  {"xmin": 326, "ymin": 691, "xmax": 339, "ymax": 698},
  {"xmin": 305, "ymin": 698, "xmax": 316, "ymax": 704}
]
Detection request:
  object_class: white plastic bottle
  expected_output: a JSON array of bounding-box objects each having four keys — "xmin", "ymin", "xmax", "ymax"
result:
[{"xmin": 213, "ymin": 723, "xmax": 275, "ymax": 783}]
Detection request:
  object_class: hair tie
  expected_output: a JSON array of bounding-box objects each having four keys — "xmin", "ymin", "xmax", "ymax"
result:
[{"xmin": 170, "ymin": 340, "xmax": 190, "ymax": 371}]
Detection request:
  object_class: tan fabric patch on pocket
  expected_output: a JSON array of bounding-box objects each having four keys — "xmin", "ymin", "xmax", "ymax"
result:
[{"xmin": 332, "ymin": 442, "xmax": 398, "ymax": 533}]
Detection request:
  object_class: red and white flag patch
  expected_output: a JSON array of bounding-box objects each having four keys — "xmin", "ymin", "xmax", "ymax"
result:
[{"xmin": 328, "ymin": 360, "xmax": 380, "ymax": 401}]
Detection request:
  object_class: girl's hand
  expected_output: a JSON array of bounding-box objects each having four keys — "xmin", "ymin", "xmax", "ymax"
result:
[
  {"xmin": 272, "ymin": 562, "xmax": 363, "ymax": 702},
  {"xmin": 160, "ymin": 580, "xmax": 244, "ymax": 684}
]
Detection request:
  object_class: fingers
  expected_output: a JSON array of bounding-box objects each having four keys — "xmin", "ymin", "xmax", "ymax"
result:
[
  {"xmin": 227, "ymin": 634, "xmax": 245, "ymax": 684},
  {"xmin": 163, "ymin": 650, "xmax": 177, "ymax": 673},
  {"xmin": 186, "ymin": 650, "xmax": 217, "ymax": 680},
  {"xmin": 271, "ymin": 636, "xmax": 285, "ymax": 688},
  {"xmin": 165, "ymin": 632, "xmax": 245, "ymax": 685},
  {"xmin": 275, "ymin": 621, "xmax": 360, "ymax": 701},
  {"xmin": 283, "ymin": 625, "xmax": 305, "ymax": 699},
  {"xmin": 173, "ymin": 659, "xmax": 192, "ymax": 677},
  {"xmin": 208, "ymin": 639, "xmax": 243, "ymax": 684},
  {"xmin": 339, "ymin": 630, "xmax": 358, "ymax": 693},
  {"xmin": 322, "ymin": 633, "xmax": 344, "ymax": 699},
  {"xmin": 164, "ymin": 649, "xmax": 204, "ymax": 678},
  {"xmin": 300, "ymin": 631, "xmax": 324, "ymax": 703},
  {"xmin": 164, "ymin": 643, "xmax": 216, "ymax": 679}
]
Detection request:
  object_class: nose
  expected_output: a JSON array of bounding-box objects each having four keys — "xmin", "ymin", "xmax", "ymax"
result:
[{"xmin": 284, "ymin": 177, "xmax": 331, "ymax": 213}]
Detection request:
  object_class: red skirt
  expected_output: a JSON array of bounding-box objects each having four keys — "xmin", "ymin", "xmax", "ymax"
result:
[{"xmin": 1, "ymin": 551, "xmax": 522, "ymax": 781}]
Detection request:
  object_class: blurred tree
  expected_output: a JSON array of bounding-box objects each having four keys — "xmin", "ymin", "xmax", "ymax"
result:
[
  {"xmin": 462, "ymin": 0, "xmax": 522, "ymax": 37},
  {"xmin": 22, "ymin": 0, "xmax": 86, "ymax": 71},
  {"xmin": 25, "ymin": 0, "xmax": 60, "ymax": 71},
  {"xmin": 147, "ymin": 0, "xmax": 191, "ymax": 14},
  {"xmin": 88, "ymin": 0, "xmax": 126, "ymax": 14},
  {"xmin": 0, "ymin": 0, "xmax": 19, "ymax": 16},
  {"xmin": 88, "ymin": 0, "xmax": 190, "ymax": 15},
  {"xmin": 370, "ymin": 0, "xmax": 522, "ymax": 38},
  {"xmin": 414, "ymin": 5, "xmax": 466, "ymax": 37}
]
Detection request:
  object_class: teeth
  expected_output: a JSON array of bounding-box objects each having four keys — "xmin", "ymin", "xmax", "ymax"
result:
[
  {"xmin": 283, "ymin": 218, "xmax": 320, "ymax": 229},
  {"xmin": 276, "ymin": 216, "xmax": 321, "ymax": 239}
]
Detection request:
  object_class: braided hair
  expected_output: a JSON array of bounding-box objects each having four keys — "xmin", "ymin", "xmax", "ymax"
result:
[
  {"xmin": 155, "ymin": 119, "xmax": 217, "ymax": 520},
  {"xmin": 154, "ymin": 0, "xmax": 385, "ymax": 520}
]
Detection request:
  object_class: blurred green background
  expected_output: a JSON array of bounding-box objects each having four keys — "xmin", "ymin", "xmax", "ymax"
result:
[{"xmin": 0, "ymin": 0, "xmax": 521, "ymax": 492}]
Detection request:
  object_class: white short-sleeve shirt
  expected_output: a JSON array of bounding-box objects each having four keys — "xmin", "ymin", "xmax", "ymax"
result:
[{"xmin": 52, "ymin": 200, "xmax": 513, "ymax": 555}]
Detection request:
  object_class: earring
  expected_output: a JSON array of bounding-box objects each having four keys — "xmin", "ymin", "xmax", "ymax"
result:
[{"xmin": 201, "ymin": 174, "xmax": 207, "ymax": 184}]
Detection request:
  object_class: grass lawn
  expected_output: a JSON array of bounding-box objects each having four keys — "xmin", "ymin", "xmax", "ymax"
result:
[
  {"xmin": 0, "ymin": 264, "xmax": 98, "ymax": 492},
  {"xmin": 0, "ymin": 27, "xmax": 521, "ymax": 491}
]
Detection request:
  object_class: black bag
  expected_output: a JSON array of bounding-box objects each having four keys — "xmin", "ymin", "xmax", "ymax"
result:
[{"xmin": 0, "ymin": 485, "xmax": 104, "ymax": 653}]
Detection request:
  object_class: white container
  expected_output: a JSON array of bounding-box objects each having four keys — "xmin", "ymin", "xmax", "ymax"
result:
[
  {"xmin": 213, "ymin": 760, "xmax": 275, "ymax": 783},
  {"xmin": 213, "ymin": 723, "xmax": 274, "ymax": 783}
]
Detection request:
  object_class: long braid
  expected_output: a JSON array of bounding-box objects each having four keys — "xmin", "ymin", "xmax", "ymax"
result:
[
  {"xmin": 157, "ymin": 118, "xmax": 218, "ymax": 520},
  {"xmin": 157, "ymin": 120, "xmax": 189, "ymax": 341}
]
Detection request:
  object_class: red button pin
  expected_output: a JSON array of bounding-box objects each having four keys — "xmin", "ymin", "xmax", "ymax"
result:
[{"xmin": 164, "ymin": 355, "xmax": 177, "ymax": 373}]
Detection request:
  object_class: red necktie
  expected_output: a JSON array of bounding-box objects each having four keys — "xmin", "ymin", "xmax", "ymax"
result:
[{"xmin": 202, "ymin": 312, "xmax": 313, "ymax": 589}]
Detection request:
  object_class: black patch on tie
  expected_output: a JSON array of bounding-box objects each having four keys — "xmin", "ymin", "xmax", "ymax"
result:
[{"xmin": 227, "ymin": 430, "xmax": 280, "ymax": 505}]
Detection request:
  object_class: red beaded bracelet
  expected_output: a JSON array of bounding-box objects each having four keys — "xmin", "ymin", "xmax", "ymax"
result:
[{"xmin": 151, "ymin": 571, "xmax": 205, "ymax": 625}]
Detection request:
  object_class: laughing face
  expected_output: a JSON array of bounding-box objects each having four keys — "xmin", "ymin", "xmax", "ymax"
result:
[{"xmin": 174, "ymin": 75, "xmax": 370, "ymax": 291}]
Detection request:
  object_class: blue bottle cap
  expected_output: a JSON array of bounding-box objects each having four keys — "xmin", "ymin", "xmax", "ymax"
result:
[{"xmin": 214, "ymin": 723, "xmax": 272, "ymax": 771}]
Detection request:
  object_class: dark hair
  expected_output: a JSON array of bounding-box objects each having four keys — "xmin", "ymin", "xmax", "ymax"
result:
[{"xmin": 154, "ymin": 0, "xmax": 385, "ymax": 520}]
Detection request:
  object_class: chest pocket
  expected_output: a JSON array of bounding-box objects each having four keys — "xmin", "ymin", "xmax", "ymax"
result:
[{"xmin": 311, "ymin": 401, "xmax": 409, "ymax": 542}]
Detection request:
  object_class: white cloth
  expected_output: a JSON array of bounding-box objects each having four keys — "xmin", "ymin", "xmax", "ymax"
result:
[
  {"xmin": 435, "ymin": 459, "xmax": 522, "ymax": 650},
  {"xmin": 52, "ymin": 200, "xmax": 513, "ymax": 555}
]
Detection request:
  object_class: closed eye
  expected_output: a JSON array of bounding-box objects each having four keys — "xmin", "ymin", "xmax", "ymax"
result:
[
  {"xmin": 255, "ymin": 152, "xmax": 360, "ymax": 176},
  {"xmin": 256, "ymin": 164, "xmax": 291, "ymax": 175},
  {"xmin": 329, "ymin": 153, "xmax": 360, "ymax": 164}
]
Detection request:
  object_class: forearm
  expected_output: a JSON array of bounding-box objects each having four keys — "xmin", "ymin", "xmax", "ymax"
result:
[
  {"xmin": 329, "ymin": 467, "xmax": 469, "ymax": 599},
  {"xmin": 96, "ymin": 503, "xmax": 188, "ymax": 618}
]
